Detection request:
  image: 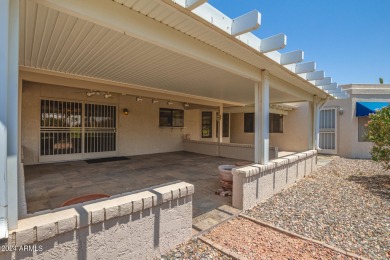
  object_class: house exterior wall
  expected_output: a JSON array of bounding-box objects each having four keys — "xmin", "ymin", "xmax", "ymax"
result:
[
  {"xmin": 322, "ymin": 85, "xmax": 390, "ymax": 159},
  {"xmin": 21, "ymin": 81, "xmax": 185, "ymax": 165},
  {"xmin": 229, "ymin": 102, "xmax": 310, "ymax": 152}
]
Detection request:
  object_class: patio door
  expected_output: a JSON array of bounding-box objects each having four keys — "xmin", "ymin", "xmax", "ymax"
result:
[
  {"xmin": 319, "ymin": 108, "xmax": 337, "ymax": 154},
  {"xmin": 83, "ymin": 103, "xmax": 117, "ymax": 159},
  {"xmin": 40, "ymin": 99, "xmax": 117, "ymax": 163}
]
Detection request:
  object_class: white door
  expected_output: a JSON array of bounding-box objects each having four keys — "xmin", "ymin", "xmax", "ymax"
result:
[
  {"xmin": 39, "ymin": 99, "xmax": 117, "ymax": 162},
  {"xmin": 319, "ymin": 108, "xmax": 337, "ymax": 154}
]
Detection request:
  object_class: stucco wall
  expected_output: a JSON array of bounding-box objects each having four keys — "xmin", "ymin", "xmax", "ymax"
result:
[
  {"xmin": 0, "ymin": 182, "xmax": 194, "ymax": 260},
  {"xmin": 229, "ymin": 102, "xmax": 310, "ymax": 152},
  {"xmin": 230, "ymin": 113, "xmax": 253, "ymax": 144},
  {"xmin": 232, "ymin": 150, "xmax": 317, "ymax": 210},
  {"xmin": 21, "ymin": 82, "xmax": 185, "ymax": 165},
  {"xmin": 323, "ymin": 92, "xmax": 390, "ymax": 159}
]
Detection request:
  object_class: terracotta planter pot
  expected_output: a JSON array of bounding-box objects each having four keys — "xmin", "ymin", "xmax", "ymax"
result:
[
  {"xmin": 218, "ymin": 165, "xmax": 235, "ymax": 191},
  {"xmin": 62, "ymin": 193, "xmax": 110, "ymax": 207}
]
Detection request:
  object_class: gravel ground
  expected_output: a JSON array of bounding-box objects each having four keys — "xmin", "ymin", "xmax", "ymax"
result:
[
  {"xmin": 246, "ymin": 158, "xmax": 390, "ymax": 260},
  {"xmin": 204, "ymin": 217, "xmax": 358, "ymax": 260},
  {"xmin": 159, "ymin": 239, "xmax": 232, "ymax": 260}
]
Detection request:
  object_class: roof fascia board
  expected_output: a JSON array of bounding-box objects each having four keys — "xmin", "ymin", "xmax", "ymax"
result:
[{"xmin": 35, "ymin": 0, "xmax": 262, "ymax": 82}]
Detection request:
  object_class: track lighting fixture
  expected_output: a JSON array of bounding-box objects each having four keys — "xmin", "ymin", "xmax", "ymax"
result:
[
  {"xmin": 152, "ymin": 99, "xmax": 159, "ymax": 103},
  {"xmin": 167, "ymin": 101, "xmax": 173, "ymax": 105},
  {"xmin": 136, "ymin": 96, "xmax": 143, "ymax": 102}
]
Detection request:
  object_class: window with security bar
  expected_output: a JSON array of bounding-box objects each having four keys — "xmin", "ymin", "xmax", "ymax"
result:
[
  {"xmin": 40, "ymin": 100, "xmax": 117, "ymax": 157},
  {"xmin": 40, "ymin": 100, "xmax": 82, "ymax": 156}
]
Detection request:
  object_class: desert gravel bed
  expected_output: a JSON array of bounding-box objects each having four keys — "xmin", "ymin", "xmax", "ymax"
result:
[
  {"xmin": 204, "ymin": 217, "xmax": 358, "ymax": 260},
  {"xmin": 246, "ymin": 158, "xmax": 390, "ymax": 259},
  {"xmin": 160, "ymin": 239, "xmax": 232, "ymax": 260}
]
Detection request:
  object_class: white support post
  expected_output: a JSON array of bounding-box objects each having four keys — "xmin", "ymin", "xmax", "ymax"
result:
[
  {"xmin": 308, "ymin": 101, "xmax": 314, "ymax": 150},
  {"xmin": 254, "ymin": 70, "xmax": 270, "ymax": 164},
  {"xmin": 312, "ymin": 97, "xmax": 321, "ymax": 150},
  {"xmin": 0, "ymin": 0, "xmax": 10, "ymax": 239},
  {"xmin": 218, "ymin": 105, "xmax": 223, "ymax": 143},
  {"xmin": 0, "ymin": 0, "xmax": 19, "ymax": 236}
]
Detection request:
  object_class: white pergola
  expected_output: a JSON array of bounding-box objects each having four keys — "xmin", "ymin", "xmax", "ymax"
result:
[{"xmin": 0, "ymin": 0, "xmax": 349, "ymax": 235}]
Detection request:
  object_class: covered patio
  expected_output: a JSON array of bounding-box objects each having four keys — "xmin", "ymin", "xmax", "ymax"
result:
[
  {"xmin": 25, "ymin": 152, "xmax": 237, "ymax": 217},
  {"xmin": 1, "ymin": 1, "xmax": 348, "ymax": 255}
]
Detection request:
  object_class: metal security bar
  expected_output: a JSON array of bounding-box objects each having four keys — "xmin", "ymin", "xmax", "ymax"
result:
[
  {"xmin": 319, "ymin": 108, "xmax": 337, "ymax": 153},
  {"xmin": 39, "ymin": 100, "xmax": 117, "ymax": 161},
  {"xmin": 40, "ymin": 100, "xmax": 82, "ymax": 156},
  {"xmin": 84, "ymin": 103, "xmax": 116, "ymax": 154}
]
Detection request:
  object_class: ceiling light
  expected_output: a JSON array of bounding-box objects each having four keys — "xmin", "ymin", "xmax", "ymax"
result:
[
  {"xmin": 104, "ymin": 92, "xmax": 112, "ymax": 99},
  {"xmin": 184, "ymin": 102, "xmax": 190, "ymax": 107},
  {"xmin": 86, "ymin": 90, "xmax": 97, "ymax": 97},
  {"xmin": 136, "ymin": 97, "xmax": 143, "ymax": 102},
  {"xmin": 167, "ymin": 101, "xmax": 173, "ymax": 105},
  {"xmin": 152, "ymin": 99, "xmax": 159, "ymax": 103}
]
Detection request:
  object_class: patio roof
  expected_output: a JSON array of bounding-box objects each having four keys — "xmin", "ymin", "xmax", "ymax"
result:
[{"xmin": 20, "ymin": 0, "xmax": 347, "ymax": 106}]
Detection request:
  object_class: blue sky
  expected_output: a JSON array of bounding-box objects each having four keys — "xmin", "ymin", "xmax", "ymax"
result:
[{"xmin": 208, "ymin": 0, "xmax": 390, "ymax": 85}]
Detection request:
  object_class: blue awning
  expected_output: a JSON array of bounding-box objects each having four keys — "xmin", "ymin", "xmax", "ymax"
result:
[{"xmin": 356, "ymin": 102, "xmax": 390, "ymax": 117}]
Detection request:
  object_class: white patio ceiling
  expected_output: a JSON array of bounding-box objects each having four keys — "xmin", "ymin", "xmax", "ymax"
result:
[{"xmin": 19, "ymin": 0, "xmax": 335, "ymax": 105}]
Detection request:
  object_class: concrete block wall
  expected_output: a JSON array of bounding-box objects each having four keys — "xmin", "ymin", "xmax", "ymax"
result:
[
  {"xmin": 232, "ymin": 150, "xmax": 317, "ymax": 210},
  {"xmin": 0, "ymin": 182, "xmax": 194, "ymax": 260}
]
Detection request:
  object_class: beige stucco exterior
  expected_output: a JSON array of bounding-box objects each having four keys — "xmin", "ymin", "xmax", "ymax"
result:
[
  {"xmin": 322, "ymin": 84, "xmax": 390, "ymax": 159},
  {"xmin": 22, "ymin": 81, "xmax": 187, "ymax": 165},
  {"xmin": 229, "ymin": 102, "xmax": 311, "ymax": 152}
]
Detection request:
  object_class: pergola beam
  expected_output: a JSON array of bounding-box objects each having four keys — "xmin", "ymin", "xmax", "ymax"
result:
[
  {"xmin": 174, "ymin": 0, "xmax": 208, "ymax": 10},
  {"xmin": 318, "ymin": 83, "xmax": 337, "ymax": 90},
  {"xmin": 260, "ymin": 34, "xmax": 287, "ymax": 53},
  {"xmin": 295, "ymin": 62, "xmax": 316, "ymax": 74},
  {"xmin": 306, "ymin": 71, "xmax": 325, "ymax": 81},
  {"xmin": 315, "ymin": 77, "xmax": 332, "ymax": 86},
  {"xmin": 280, "ymin": 50, "xmax": 304, "ymax": 65},
  {"xmin": 231, "ymin": 10, "xmax": 261, "ymax": 36}
]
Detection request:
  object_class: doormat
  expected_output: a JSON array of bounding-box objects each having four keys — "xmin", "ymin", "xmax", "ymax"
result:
[{"xmin": 85, "ymin": 157, "xmax": 130, "ymax": 164}]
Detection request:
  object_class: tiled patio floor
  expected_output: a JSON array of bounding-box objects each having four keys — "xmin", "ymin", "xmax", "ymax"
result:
[{"xmin": 24, "ymin": 151, "xmax": 238, "ymax": 217}]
